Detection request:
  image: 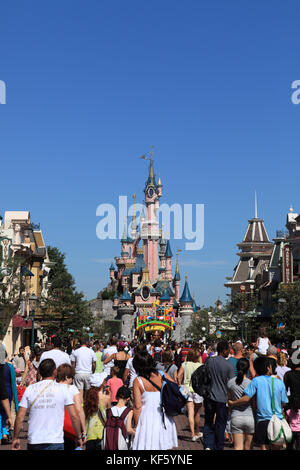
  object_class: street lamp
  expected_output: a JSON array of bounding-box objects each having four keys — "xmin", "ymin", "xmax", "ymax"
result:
[{"xmin": 29, "ymin": 293, "xmax": 38, "ymax": 351}]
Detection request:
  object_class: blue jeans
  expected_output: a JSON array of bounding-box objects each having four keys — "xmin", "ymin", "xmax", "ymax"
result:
[
  {"xmin": 203, "ymin": 398, "xmax": 229, "ymax": 450},
  {"xmin": 27, "ymin": 443, "xmax": 64, "ymax": 450}
]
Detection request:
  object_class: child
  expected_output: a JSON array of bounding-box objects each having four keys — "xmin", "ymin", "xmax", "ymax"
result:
[
  {"xmin": 105, "ymin": 386, "xmax": 135, "ymax": 449},
  {"xmin": 106, "ymin": 366, "xmax": 124, "ymax": 406},
  {"xmin": 84, "ymin": 376, "xmax": 111, "ymax": 450}
]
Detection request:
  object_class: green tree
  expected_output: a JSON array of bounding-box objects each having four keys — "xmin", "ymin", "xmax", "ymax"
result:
[
  {"xmin": 224, "ymin": 292, "xmax": 259, "ymax": 343},
  {"xmin": 186, "ymin": 307, "xmax": 211, "ymax": 341},
  {"xmin": 41, "ymin": 246, "xmax": 94, "ymax": 342},
  {"xmin": 271, "ymin": 282, "xmax": 300, "ymax": 340}
]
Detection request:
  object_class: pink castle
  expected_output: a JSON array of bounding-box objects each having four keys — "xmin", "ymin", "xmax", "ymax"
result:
[{"xmin": 108, "ymin": 153, "xmax": 197, "ymax": 341}]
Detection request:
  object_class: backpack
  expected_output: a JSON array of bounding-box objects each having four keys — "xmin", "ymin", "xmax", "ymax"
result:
[
  {"xmin": 191, "ymin": 359, "xmax": 211, "ymax": 399},
  {"xmin": 267, "ymin": 377, "xmax": 292, "ymax": 446},
  {"xmin": 102, "ymin": 407, "xmax": 130, "ymax": 450},
  {"xmin": 145, "ymin": 371, "xmax": 188, "ymax": 424}
]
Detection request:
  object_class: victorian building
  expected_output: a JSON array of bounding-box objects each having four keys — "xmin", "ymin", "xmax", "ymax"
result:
[{"xmin": 0, "ymin": 211, "xmax": 51, "ymax": 356}]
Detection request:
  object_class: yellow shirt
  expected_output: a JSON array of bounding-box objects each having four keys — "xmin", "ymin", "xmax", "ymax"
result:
[{"xmin": 86, "ymin": 405, "xmax": 106, "ymax": 441}]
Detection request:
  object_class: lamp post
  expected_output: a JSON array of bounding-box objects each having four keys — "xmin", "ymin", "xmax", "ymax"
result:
[{"xmin": 29, "ymin": 293, "xmax": 38, "ymax": 351}]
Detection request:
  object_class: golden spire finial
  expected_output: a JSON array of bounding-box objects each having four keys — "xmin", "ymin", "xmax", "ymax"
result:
[
  {"xmin": 185, "ymin": 272, "xmax": 188, "ymax": 282},
  {"xmin": 157, "ymin": 173, "xmax": 162, "ymax": 186},
  {"xmin": 176, "ymin": 249, "xmax": 182, "ymax": 273},
  {"xmin": 149, "ymin": 146, "xmax": 154, "ymax": 179}
]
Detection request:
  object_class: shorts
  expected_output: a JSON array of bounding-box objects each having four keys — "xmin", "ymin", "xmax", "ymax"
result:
[
  {"xmin": 231, "ymin": 415, "xmax": 255, "ymax": 434},
  {"xmin": 74, "ymin": 373, "xmax": 91, "ymax": 391},
  {"xmin": 255, "ymin": 420, "xmax": 270, "ymax": 446},
  {"xmin": 187, "ymin": 392, "xmax": 203, "ymax": 404}
]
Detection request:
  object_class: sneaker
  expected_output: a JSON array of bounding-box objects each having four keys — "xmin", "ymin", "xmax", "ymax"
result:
[
  {"xmin": 191, "ymin": 433, "xmax": 203, "ymax": 441},
  {"xmin": 205, "ymin": 447, "xmax": 211, "ymax": 450}
]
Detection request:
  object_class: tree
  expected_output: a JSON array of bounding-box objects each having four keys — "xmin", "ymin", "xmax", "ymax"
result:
[
  {"xmin": 186, "ymin": 307, "xmax": 211, "ymax": 341},
  {"xmin": 40, "ymin": 246, "xmax": 94, "ymax": 342},
  {"xmin": 271, "ymin": 282, "xmax": 300, "ymax": 341},
  {"xmin": 224, "ymin": 292, "xmax": 259, "ymax": 343}
]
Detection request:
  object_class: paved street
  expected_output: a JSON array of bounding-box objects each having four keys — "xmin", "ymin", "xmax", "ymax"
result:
[{"xmin": 0, "ymin": 411, "xmax": 238, "ymax": 451}]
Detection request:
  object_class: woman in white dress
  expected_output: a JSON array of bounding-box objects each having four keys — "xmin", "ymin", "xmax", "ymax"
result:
[{"xmin": 132, "ymin": 351, "xmax": 178, "ymax": 450}]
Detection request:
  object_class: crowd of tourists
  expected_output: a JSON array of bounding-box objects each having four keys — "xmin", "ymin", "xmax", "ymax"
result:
[{"xmin": 0, "ymin": 327, "xmax": 299, "ymax": 451}]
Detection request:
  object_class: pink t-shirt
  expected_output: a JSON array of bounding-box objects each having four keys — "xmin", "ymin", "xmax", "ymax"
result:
[
  {"xmin": 107, "ymin": 377, "xmax": 124, "ymax": 402},
  {"xmin": 286, "ymin": 409, "xmax": 300, "ymax": 432}
]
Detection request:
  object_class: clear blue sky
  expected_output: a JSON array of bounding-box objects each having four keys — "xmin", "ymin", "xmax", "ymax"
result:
[{"xmin": 0, "ymin": 1, "xmax": 300, "ymax": 307}]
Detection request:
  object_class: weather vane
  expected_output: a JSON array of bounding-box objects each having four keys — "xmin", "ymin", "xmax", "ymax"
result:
[{"xmin": 140, "ymin": 145, "xmax": 154, "ymax": 161}]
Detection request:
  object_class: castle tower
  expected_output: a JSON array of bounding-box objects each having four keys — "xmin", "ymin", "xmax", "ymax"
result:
[
  {"xmin": 179, "ymin": 274, "xmax": 194, "ymax": 341},
  {"xmin": 140, "ymin": 150, "xmax": 160, "ymax": 282}
]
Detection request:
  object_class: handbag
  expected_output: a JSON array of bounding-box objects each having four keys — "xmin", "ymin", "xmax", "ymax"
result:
[{"xmin": 267, "ymin": 377, "xmax": 292, "ymax": 445}]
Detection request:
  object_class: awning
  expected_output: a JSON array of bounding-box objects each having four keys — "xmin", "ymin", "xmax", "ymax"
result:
[{"xmin": 12, "ymin": 315, "xmax": 32, "ymax": 328}]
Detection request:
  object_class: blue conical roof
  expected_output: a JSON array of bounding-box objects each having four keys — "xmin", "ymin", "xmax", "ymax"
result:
[
  {"xmin": 165, "ymin": 240, "xmax": 173, "ymax": 257},
  {"xmin": 180, "ymin": 280, "xmax": 193, "ymax": 303},
  {"xmin": 120, "ymin": 288, "xmax": 132, "ymax": 301}
]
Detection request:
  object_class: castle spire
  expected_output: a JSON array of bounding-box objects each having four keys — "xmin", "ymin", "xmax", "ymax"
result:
[{"xmin": 254, "ymin": 191, "xmax": 258, "ymax": 219}]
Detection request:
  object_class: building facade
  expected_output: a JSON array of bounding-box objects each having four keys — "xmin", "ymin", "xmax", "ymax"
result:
[{"xmin": 0, "ymin": 211, "xmax": 51, "ymax": 357}]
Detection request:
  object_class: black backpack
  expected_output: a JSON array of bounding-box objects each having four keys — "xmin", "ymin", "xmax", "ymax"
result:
[
  {"xmin": 145, "ymin": 372, "xmax": 188, "ymax": 423},
  {"xmin": 191, "ymin": 359, "xmax": 212, "ymax": 399}
]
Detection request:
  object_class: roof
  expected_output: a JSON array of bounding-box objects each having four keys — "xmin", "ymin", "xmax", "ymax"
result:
[
  {"xmin": 165, "ymin": 240, "xmax": 173, "ymax": 257},
  {"xmin": 120, "ymin": 288, "xmax": 132, "ymax": 301},
  {"xmin": 242, "ymin": 218, "xmax": 271, "ymax": 244},
  {"xmin": 180, "ymin": 280, "xmax": 193, "ymax": 303},
  {"xmin": 160, "ymin": 289, "xmax": 171, "ymax": 301}
]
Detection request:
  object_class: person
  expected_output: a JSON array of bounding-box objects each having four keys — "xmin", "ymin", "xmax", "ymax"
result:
[
  {"xmin": 227, "ymin": 358, "xmax": 255, "ymax": 450},
  {"xmin": 71, "ymin": 336, "xmax": 97, "ymax": 401},
  {"xmin": 255, "ymin": 328, "xmax": 271, "ymax": 356},
  {"xmin": 276, "ymin": 351, "xmax": 291, "ymax": 382},
  {"xmin": 56, "ymin": 363, "xmax": 87, "ymax": 450},
  {"xmin": 22, "ymin": 350, "xmax": 39, "ymax": 387},
  {"xmin": 123, "ymin": 343, "xmax": 146, "ymax": 390},
  {"xmin": 39, "ymin": 336, "xmax": 71, "ymax": 369},
  {"xmin": 12, "ymin": 347, "xmax": 26, "ymax": 373},
  {"xmin": 203, "ymin": 341, "xmax": 235, "ymax": 450},
  {"xmin": 12, "ymin": 358, "xmax": 83, "ymax": 450},
  {"xmin": 177, "ymin": 348, "xmax": 203, "ymax": 441},
  {"xmin": 157, "ymin": 350, "xmax": 178, "ymax": 383},
  {"xmin": 102, "ymin": 338, "xmax": 118, "ymax": 377},
  {"xmin": 172, "ymin": 343, "xmax": 182, "ymax": 369},
  {"xmin": 131, "ymin": 351, "xmax": 178, "ymax": 450},
  {"xmin": 228, "ymin": 342, "xmax": 245, "ymax": 376},
  {"xmin": 199, "ymin": 345, "xmax": 208, "ymax": 364},
  {"xmin": 106, "ymin": 366, "xmax": 124, "ymax": 406},
  {"xmin": 104, "ymin": 342, "xmax": 130, "ymax": 380},
  {"xmin": 180, "ymin": 341, "xmax": 190, "ymax": 363},
  {"xmin": 284, "ymin": 355, "xmax": 300, "ymax": 450},
  {"xmin": 228, "ymin": 356, "xmax": 289, "ymax": 450},
  {"xmin": 93, "ymin": 341, "xmax": 104, "ymax": 374},
  {"xmin": 0, "ymin": 356, "xmax": 19, "ymax": 444},
  {"xmin": 266, "ymin": 345, "xmax": 278, "ymax": 376},
  {"xmin": 84, "ymin": 373, "xmax": 111, "ymax": 450},
  {"xmin": 108, "ymin": 386, "xmax": 135, "ymax": 449}
]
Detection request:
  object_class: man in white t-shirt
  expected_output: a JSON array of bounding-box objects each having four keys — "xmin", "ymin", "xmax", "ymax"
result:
[
  {"xmin": 39, "ymin": 336, "xmax": 71, "ymax": 369},
  {"xmin": 71, "ymin": 337, "xmax": 97, "ymax": 400},
  {"xmin": 12, "ymin": 358, "xmax": 82, "ymax": 450},
  {"xmin": 102, "ymin": 338, "xmax": 117, "ymax": 376}
]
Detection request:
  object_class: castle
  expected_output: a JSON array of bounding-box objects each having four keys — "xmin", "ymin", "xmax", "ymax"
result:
[{"xmin": 99, "ymin": 153, "xmax": 198, "ymax": 342}]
